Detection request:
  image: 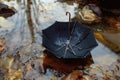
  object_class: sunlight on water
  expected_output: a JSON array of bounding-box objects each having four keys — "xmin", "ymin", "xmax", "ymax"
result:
[
  {"xmin": 91, "ymin": 41, "xmax": 119, "ymax": 66},
  {"xmin": 37, "ymin": 1, "xmax": 78, "ymax": 29},
  {"xmin": 0, "ymin": 17, "xmax": 14, "ymax": 29}
]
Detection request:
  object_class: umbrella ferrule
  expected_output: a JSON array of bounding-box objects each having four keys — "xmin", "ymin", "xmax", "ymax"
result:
[{"xmin": 66, "ymin": 40, "xmax": 70, "ymax": 45}]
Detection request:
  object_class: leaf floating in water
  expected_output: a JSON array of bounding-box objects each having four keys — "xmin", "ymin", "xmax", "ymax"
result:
[
  {"xmin": 5, "ymin": 69, "xmax": 22, "ymax": 80},
  {"xmin": 90, "ymin": 74, "xmax": 97, "ymax": 80},
  {"xmin": 51, "ymin": 76, "xmax": 58, "ymax": 80},
  {"xmin": 0, "ymin": 54, "xmax": 13, "ymax": 70},
  {"xmin": 0, "ymin": 38, "xmax": 5, "ymax": 55},
  {"xmin": 61, "ymin": 70, "xmax": 84, "ymax": 80}
]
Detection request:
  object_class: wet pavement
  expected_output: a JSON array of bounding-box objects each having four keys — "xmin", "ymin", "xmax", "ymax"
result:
[{"xmin": 0, "ymin": 0, "xmax": 120, "ymax": 79}]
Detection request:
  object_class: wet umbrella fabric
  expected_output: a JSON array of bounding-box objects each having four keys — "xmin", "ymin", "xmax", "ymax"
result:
[{"xmin": 42, "ymin": 21, "xmax": 98, "ymax": 58}]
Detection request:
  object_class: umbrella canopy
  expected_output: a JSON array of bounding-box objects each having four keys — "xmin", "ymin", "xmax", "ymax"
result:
[{"xmin": 42, "ymin": 13, "xmax": 98, "ymax": 59}]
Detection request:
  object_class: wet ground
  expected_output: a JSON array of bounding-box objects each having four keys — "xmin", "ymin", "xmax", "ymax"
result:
[{"xmin": 0, "ymin": 0, "xmax": 120, "ymax": 80}]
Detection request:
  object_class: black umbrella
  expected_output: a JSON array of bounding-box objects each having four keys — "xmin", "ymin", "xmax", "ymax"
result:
[{"xmin": 42, "ymin": 12, "xmax": 98, "ymax": 59}]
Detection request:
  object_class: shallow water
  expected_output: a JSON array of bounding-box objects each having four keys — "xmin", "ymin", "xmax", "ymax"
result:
[{"xmin": 0, "ymin": 0, "xmax": 119, "ymax": 79}]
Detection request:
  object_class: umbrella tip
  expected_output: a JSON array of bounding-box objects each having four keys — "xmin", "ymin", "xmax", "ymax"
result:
[{"xmin": 66, "ymin": 12, "xmax": 70, "ymax": 15}]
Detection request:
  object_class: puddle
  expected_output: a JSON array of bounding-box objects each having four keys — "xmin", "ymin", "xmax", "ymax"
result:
[
  {"xmin": 0, "ymin": 0, "xmax": 119, "ymax": 79},
  {"xmin": 91, "ymin": 41, "xmax": 119, "ymax": 66}
]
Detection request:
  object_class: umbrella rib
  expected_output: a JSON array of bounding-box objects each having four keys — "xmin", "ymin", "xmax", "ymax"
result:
[
  {"xmin": 74, "ymin": 30, "xmax": 90, "ymax": 46},
  {"xmin": 63, "ymin": 46, "xmax": 69, "ymax": 58},
  {"xmin": 74, "ymin": 46, "xmax": 82, "ymax": 50},
  {"xmin": 55, "ymin": 44, "xmax": 66, "ymax": 51},
  {"xmin": 68, "ymin": 44, "xmax": 77, "ymax": 55},
  {"xmin": 75, "ymin": 44, "xmax": 97, "ymax": 51},
  {"xmin": 75, "ymin": 45, "xmax": 89, "ymax": 50}
]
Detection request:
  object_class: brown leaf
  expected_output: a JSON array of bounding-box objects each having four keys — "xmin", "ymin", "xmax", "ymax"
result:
[
  {"xmin": 5, "ymin": 69, "xmax": 22, "ymax": 80},
  {"xmin": 61, "ymin": 70, "xmax": 83, "ymax": 80},
  {"xmin": 0, "ymin": 38, "xmax": 5, "ymax": 55},
  {"xmin": 51, "ymin": 76, "xmax": 58, "ymax": 80}
]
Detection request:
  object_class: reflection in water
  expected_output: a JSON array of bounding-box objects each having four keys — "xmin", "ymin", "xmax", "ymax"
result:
[
  {"xmin": 43, "ymin": 50, "xmax": 93, "ymax": 74},
  {"xmin": 27, "ymin": 0, "xmax": 35, "ymax": 43},
  {"xmin": 91, "ymin": 41, "xmax": 119, "ymax": 66}
]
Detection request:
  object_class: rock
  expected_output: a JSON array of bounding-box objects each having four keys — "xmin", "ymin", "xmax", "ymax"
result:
[
  {"xmin": 78, "ymin": 4, "xmax": 101, "ymax": 24},
  {"xmin": 85, "ymin": 4, "xmax": 102, "ymax": 17}
]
